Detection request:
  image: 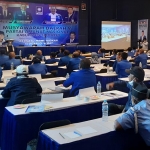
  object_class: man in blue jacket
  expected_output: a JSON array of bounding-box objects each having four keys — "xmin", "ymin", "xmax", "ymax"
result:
[
  {"xmin": 134, "ymin": 49, "xmax": 148, "ymax": 69},
  {"xmin": 57, "ymin": 47, "xmax": 65, "ymax": 58},
  {"xmin": 63, "ymin": 58, "xmax": 96, "ymax": 96},
  {"xmin": 127, "ymin": 47, "xmax": 134, "ymax": 57},
  {"xmin": 76, "ymin": 50, "xmax": 85, "ymax": 59},
  {"xmin": 1, "ymin": 65, "xmax": 42, "ymax": 106},
  {"xmin": 45, "ymin": 52, "xmax": 59, "ymax": 64},
  {"xmin": 0, "ymin": 49, "xmax": 9, "ymax": 66},
  {"xmin": 107, "ymin": 66, "xmax": 146, "ymax": 115},
  {"xmin": 28, "ymin": 57, "xmax": 48, "ymax": 75},
  {"xmin": 115, "ymin": 52, "xmax": 132, "ymax": 78},
  {"xmin": 35, "ymin": 50, "xmax": 45, "ymax": 61},
  {"xmin": 67, "ymin": 52, "xmax": 81, "ymax": 74},
  {"xmin": 3, "ymin": 52, "xmax": 21, "ymax": 70},
  {"xmin": 58, "ymin": 50, "xmax": 71, "ymax": 66}
]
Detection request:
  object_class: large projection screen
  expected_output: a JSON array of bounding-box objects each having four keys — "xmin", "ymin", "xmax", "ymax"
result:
[
  {"xmin": 101, "ymin": 21, "xmax": 131, "ymax": 49},
  {"xmin": 0, "ymin": 1, "xmax": 79, "ymax": 46}
]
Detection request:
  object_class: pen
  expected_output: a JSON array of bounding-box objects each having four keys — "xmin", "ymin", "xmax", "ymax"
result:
[
  {"xmin": 59, "ymin": 133, "xmax": 65, "ymax": 139},
  {"xmin": 74, "ymin": 131, "xmax": 82, "ymax": 136}
]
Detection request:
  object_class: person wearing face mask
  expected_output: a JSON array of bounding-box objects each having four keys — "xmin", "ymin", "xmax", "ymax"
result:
[
  {"xmin": 107, "ymin": 66, "xmax": 146, "ymax": 115},
  {"xmin": 115, "ymin": 83, "xmax": 150, "ymax": 147},
  {"xmin": 63, "ymin": 58, "xmax": 96, "ymax": 96}
]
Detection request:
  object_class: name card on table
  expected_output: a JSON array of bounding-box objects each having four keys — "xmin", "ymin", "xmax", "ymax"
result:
[
  {"xmin": 41, "ymin": 93, "xmax": 63, "ymax": 104},
  {"xmin": 39, "ymin": 80, "xmax": 56, "ymax": 91},
  {"xmin": 79, "ymin": 87, "xmax": 96, "ymax": 97}
]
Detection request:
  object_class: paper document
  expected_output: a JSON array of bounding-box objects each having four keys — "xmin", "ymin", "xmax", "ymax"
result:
[
  {"xmin": 76, "ymin": 126, "xmax": 97, "ymax": 135},
  {"xmin": 39, "ymin": 80, "xmax": 56, "ymax": 90},
  {"xmin": 63, "ymin": 132, "xmax": 81, "ymax": 139},
  {"xmin": 79, "ymin": 87, "xmax": 96, "ymax": 97}
]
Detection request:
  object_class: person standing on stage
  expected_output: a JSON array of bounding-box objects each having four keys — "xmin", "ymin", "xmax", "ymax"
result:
[
  {"xmin": 66, "ymin": 32, "xmax": 78, "ymax": 43},
  {"xmin": 0, "ymin": 31, "xmax": 5, "ymax": 46},
  {"xmin": 140, "ymin": 30, "xmax": 147, "ymax": 42},
  {"xmin": 0, "ymin": 3, "xmax": 13, "ymax": 20}
]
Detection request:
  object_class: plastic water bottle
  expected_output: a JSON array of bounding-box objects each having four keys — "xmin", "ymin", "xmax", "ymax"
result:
[
  {"xmin": 19, "ymin": 50, "xmax": 22, "ymax": 56},
  {"xmin": 102, "ymin": 100, "xmax": 108, "ymax": 121},
  {"xmin": 11, "ymin": 62, "xmax": 14, "ymax": 70},
  {"xmin": 139, "ymin": 62, "xmax": 142, "ymax": 68},
  {"xmin": 97, "ymin": 81, "xmax": 101, "ymax": 97},
  {"xmin": 99, "ymin": 58, "xmax": 101, "ymax": 64},
  {"xmin": 42, "ymin": 56, "xmax": 44, "ymax": 62},
  {"xmin": 107, "ymin": 65, "xmax": 109, "ymax": 74},
  {"xmin": 103, "ymin": 53, "xmax": 105, "ymax": 58},
  {"xmin": 66, "ymin": 73, "xmax": 69, "ymax": 79}
]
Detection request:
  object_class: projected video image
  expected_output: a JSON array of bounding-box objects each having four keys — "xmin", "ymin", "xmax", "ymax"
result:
[
  {"xmin": 0, "ymin": 1, "xmax": 79, "ymax": 46},
  {"xmin": 102, "ymin": 21, "xmax": 131, "ymax": 49}
]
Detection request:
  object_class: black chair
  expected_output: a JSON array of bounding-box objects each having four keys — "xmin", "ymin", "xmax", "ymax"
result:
[
  {"xmin": 21, "ymin": 96, "xmax": 41, "ymax": 104},
  {"xmin": 27, "ymin": 120, "xmax": 71, "ymax": 150},
  {"xmin": 100, "ymin": 68, "xmax": 107, "ymax": 73}
]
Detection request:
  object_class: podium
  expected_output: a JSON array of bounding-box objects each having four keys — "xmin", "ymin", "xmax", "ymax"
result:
[{"xmin": 5, "ymin": 39, "xmax": 15, "ymax": 53}]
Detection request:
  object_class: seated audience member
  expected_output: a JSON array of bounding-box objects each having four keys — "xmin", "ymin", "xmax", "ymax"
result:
[
  {"xmin": 98, "ymin": 48, "xmax": 105, "ymax": 58},
  {"xmin": 35, "ymin": 50, "xmax": 45, "ymax": 61},
  {"xmin": 0, "ymin": 49, "xmax": 9, "ymax": 66},
  {"xmin": 127, "ymin": 47, "xmax": 134, "ymax": 57},
  {"xmin": 107, "ymin": 66, "xmax": 146, "ymax": 115},
  {"xmin": 90, "ymin": 52, "xmax": 99, "ymax": 64},
  {"xmin": 134, "ymin": 49, "xmax": 148, "ymax": 69},
  {"xmin": 115, "ymin": 52, "xmax": 132, "ymax": 78},
  {"xmin": 113, "ymin": 52, "xmax": 122, "ymax": 71},
  {"xmin": 115, "ymin": 83, "xmax": 150, "ymax": 147},
  {"xmin": 131, "ymin": 46, "xmax": 137, "ymax": 55},
  {"xmin": 58, "ymin": 50, "xmax": 71, "ymax": 66},
  {"xmin": 45, "ymin": 52, "xmax": 59, "ymax": 64},
  {"xmin": 67, "ymin": 52, "xmax": 81, "ymax": 74},
  {"xmin": 3, "ymin": 52, "xmax": 21, "ymax": 70},
  {"xmin": 1, "ymin": 65, "xmax": 42, "ymax": 106},
  {"xmin": 28, "ymin": 57, "xmax": 48, "ymax": 75},
  {"xmin": 63, "ymin": 58, "xmax": 96, "ymax": 96},
  {"xmin": 57, "ymin": 47, "xmax": 65, "ymax": 58},
  {"xmin": 76, "ymin": 50, "xmax": 85, "ymax": 59},
  {"xmin": 110, "ymin": 49, "xmax": 117, "ymax": 60}
]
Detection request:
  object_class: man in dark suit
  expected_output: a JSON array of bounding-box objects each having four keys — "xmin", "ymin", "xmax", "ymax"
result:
[
  {"xmin": 140, "ymin": 30, "xmax": 146, "ymax": 42},
  {"xmin": 0, "ymin": 3, "xmax": 13, "ymax": 20},
  {"xmin": 64, "ymin": 7, "xmax": 77, "ymax": 23},
  {"xmin": 14, "ymin": 3, "xmax": 32, "ymax": 21},
  {"xmin": 66, "ymin": 32, "xmax": 78, "ymax": 43},
  {"xmin": 44, "ymin": 6, "xmax": 63, "ymax": 22}
]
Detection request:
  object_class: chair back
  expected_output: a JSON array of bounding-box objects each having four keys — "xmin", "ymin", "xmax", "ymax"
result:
[
  {"xmin": 21, "ymin": 96, "xmax": 41, "ymax": 104},
  {"xmin": 39, "ymin": 120, "xmax": 71, "ymax": 131},
  {"xmin": 100, "ymin": 68, "xmax": 107, "ymax": 73}
]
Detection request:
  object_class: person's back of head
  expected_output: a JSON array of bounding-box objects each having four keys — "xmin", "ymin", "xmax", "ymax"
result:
[
  {"xmin": 139, "ymin": 49, "xmax": 144, "ymax": 54},
  {"xmin": 100, "ymin": 48, "xmax": 105, "ymax": 53},
  {"xmin": 60, "ymin": 47, "xmax": 65, "ymax": 53},
  {"xmin": 0, "ymin": 49, "xmax": 6, "ymax": 55},
  {"xmin": 127, "ymin": 47, "xmax": 132, "ymax": 52},
  {"xmin": 9, "ymin": 52, "xmax": 15, "ymax": 59},
  {"xmin": 32, "ymin": 57, "xmax": 41, "ymax": 64},
  {"xmin": 80, "ymin": 58, "xmax": 91, "ymax": 69},
  {"xmin": 121, "ymin": 52, "xmax": 128, "ymax": 60},
  {"xmin": 50, "ymin": 52, "xmax": 56, "ymax": 58},
  {"xmin": 113, "ymin": 49, "xmax": 117, "ymax": 55},
  {"xmin": 36, "ymin": 50, "xmax": 42, "ymax": 56},
  {"xmin": 76, "ymin": 50, "xmax": 81, "ymax": 55},
  {"xmin": 16, "ymin": 65, "xmax": 28, "ymax": 77},
  {"xmin": 72, "ymin": 52, "xmax": 79, "ymax": 58},
  {"xmin": 64, "ymin": 50, "xmax": 70, "ymax": 56}
]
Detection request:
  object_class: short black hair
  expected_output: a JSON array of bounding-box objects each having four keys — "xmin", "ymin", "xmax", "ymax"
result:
[
  {"xmin": 32, "ymin": 57, "xmax": 41, "ymax": 64},
  {"xmin": 80, "ymin": 58, "xmax": 91, "ymax": 69},
  {"xmin": 50, "ymin": 52, "xmax": 56, "ymax": 58},
  {"xmin": 0, "ymin": 31, "xmax": 4, "ymax": 35},
  {"xmin": 113, "ymin": 49, "xmax": 118, "ymax": 55},
  {"xmin": 60, "ymin": 47, "xmax": 65, "ymax": 53},
  {"xmin": 121, "ymin": 52, "xmax": 128, "ymax": 60},
  {"xmin": 132, "ymin": 46, "xmax": 136, "ymax": 50},
  {"xmin": 64, "ymin": 50, "xmax": 70, "ymax": 56},
  {"xmin": 127, "ymin": 47, "xmax": 132, "ymax": 52},
  {"xmin": 142, "ymin": 30, "xmax": 144, "ymax": 32},
  {"xmin": 72, "ymin": 52, "xmax": 79, "ymax": 58},
  {"xmin": 70, "ymin": 32, "xmax": 76, "ymax": 35}
]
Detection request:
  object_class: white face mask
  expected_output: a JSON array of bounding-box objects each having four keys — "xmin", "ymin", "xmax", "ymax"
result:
[{"xmin": 128, "ymin": 80, "xmax": 134, "ymax": 86}]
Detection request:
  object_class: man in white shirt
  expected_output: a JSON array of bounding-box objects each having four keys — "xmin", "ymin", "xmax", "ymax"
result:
[
  {"xmin": 141, "ymin": 39, "xmax": 148, "ymax": 50},
  {"xmin": 0, "ymin": 3, "xmax": 13, "ymax": 20},
  {"xmin": 44, "ymin": 6, "xmax": 63, "ymax": 22}
]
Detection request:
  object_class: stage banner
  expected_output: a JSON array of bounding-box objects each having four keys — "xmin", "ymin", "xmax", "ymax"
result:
[
  {"xmin": 0, "ymin": 1, "xmax": 79, "ymax": 46},
  {"xmin": 138, "ymin": 19, "xmax": 148, "ymax": 42}
]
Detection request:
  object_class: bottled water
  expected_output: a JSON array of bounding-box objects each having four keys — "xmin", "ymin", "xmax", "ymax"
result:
[
  {"xmin": 99, "ymin": 58, "xmax": 101, "ymax": 64},
  {"xmin": 102, "ymin": 100, "xmax": 108, "ymax": 121},
  {"xmin": 107, "ymin": 65, "xmax": 109, "ymax": 74},
  {"xmin": 66, "ymin": 73, "xmax": 69, "ymax": 79},
  {"xmin": 11, "ymin": 62, "xmax": 14, "ymax": 70},
  {"xmin": 139, "ymin": 62, "xmax": 142, "ymax": 68},
  {"xmin": 42, "ymin": 56, "xmax": 44, "ymax": 62},
  {"xmin": 97, "ymin": 81, "xmax": 101, "ymax": 97}
]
